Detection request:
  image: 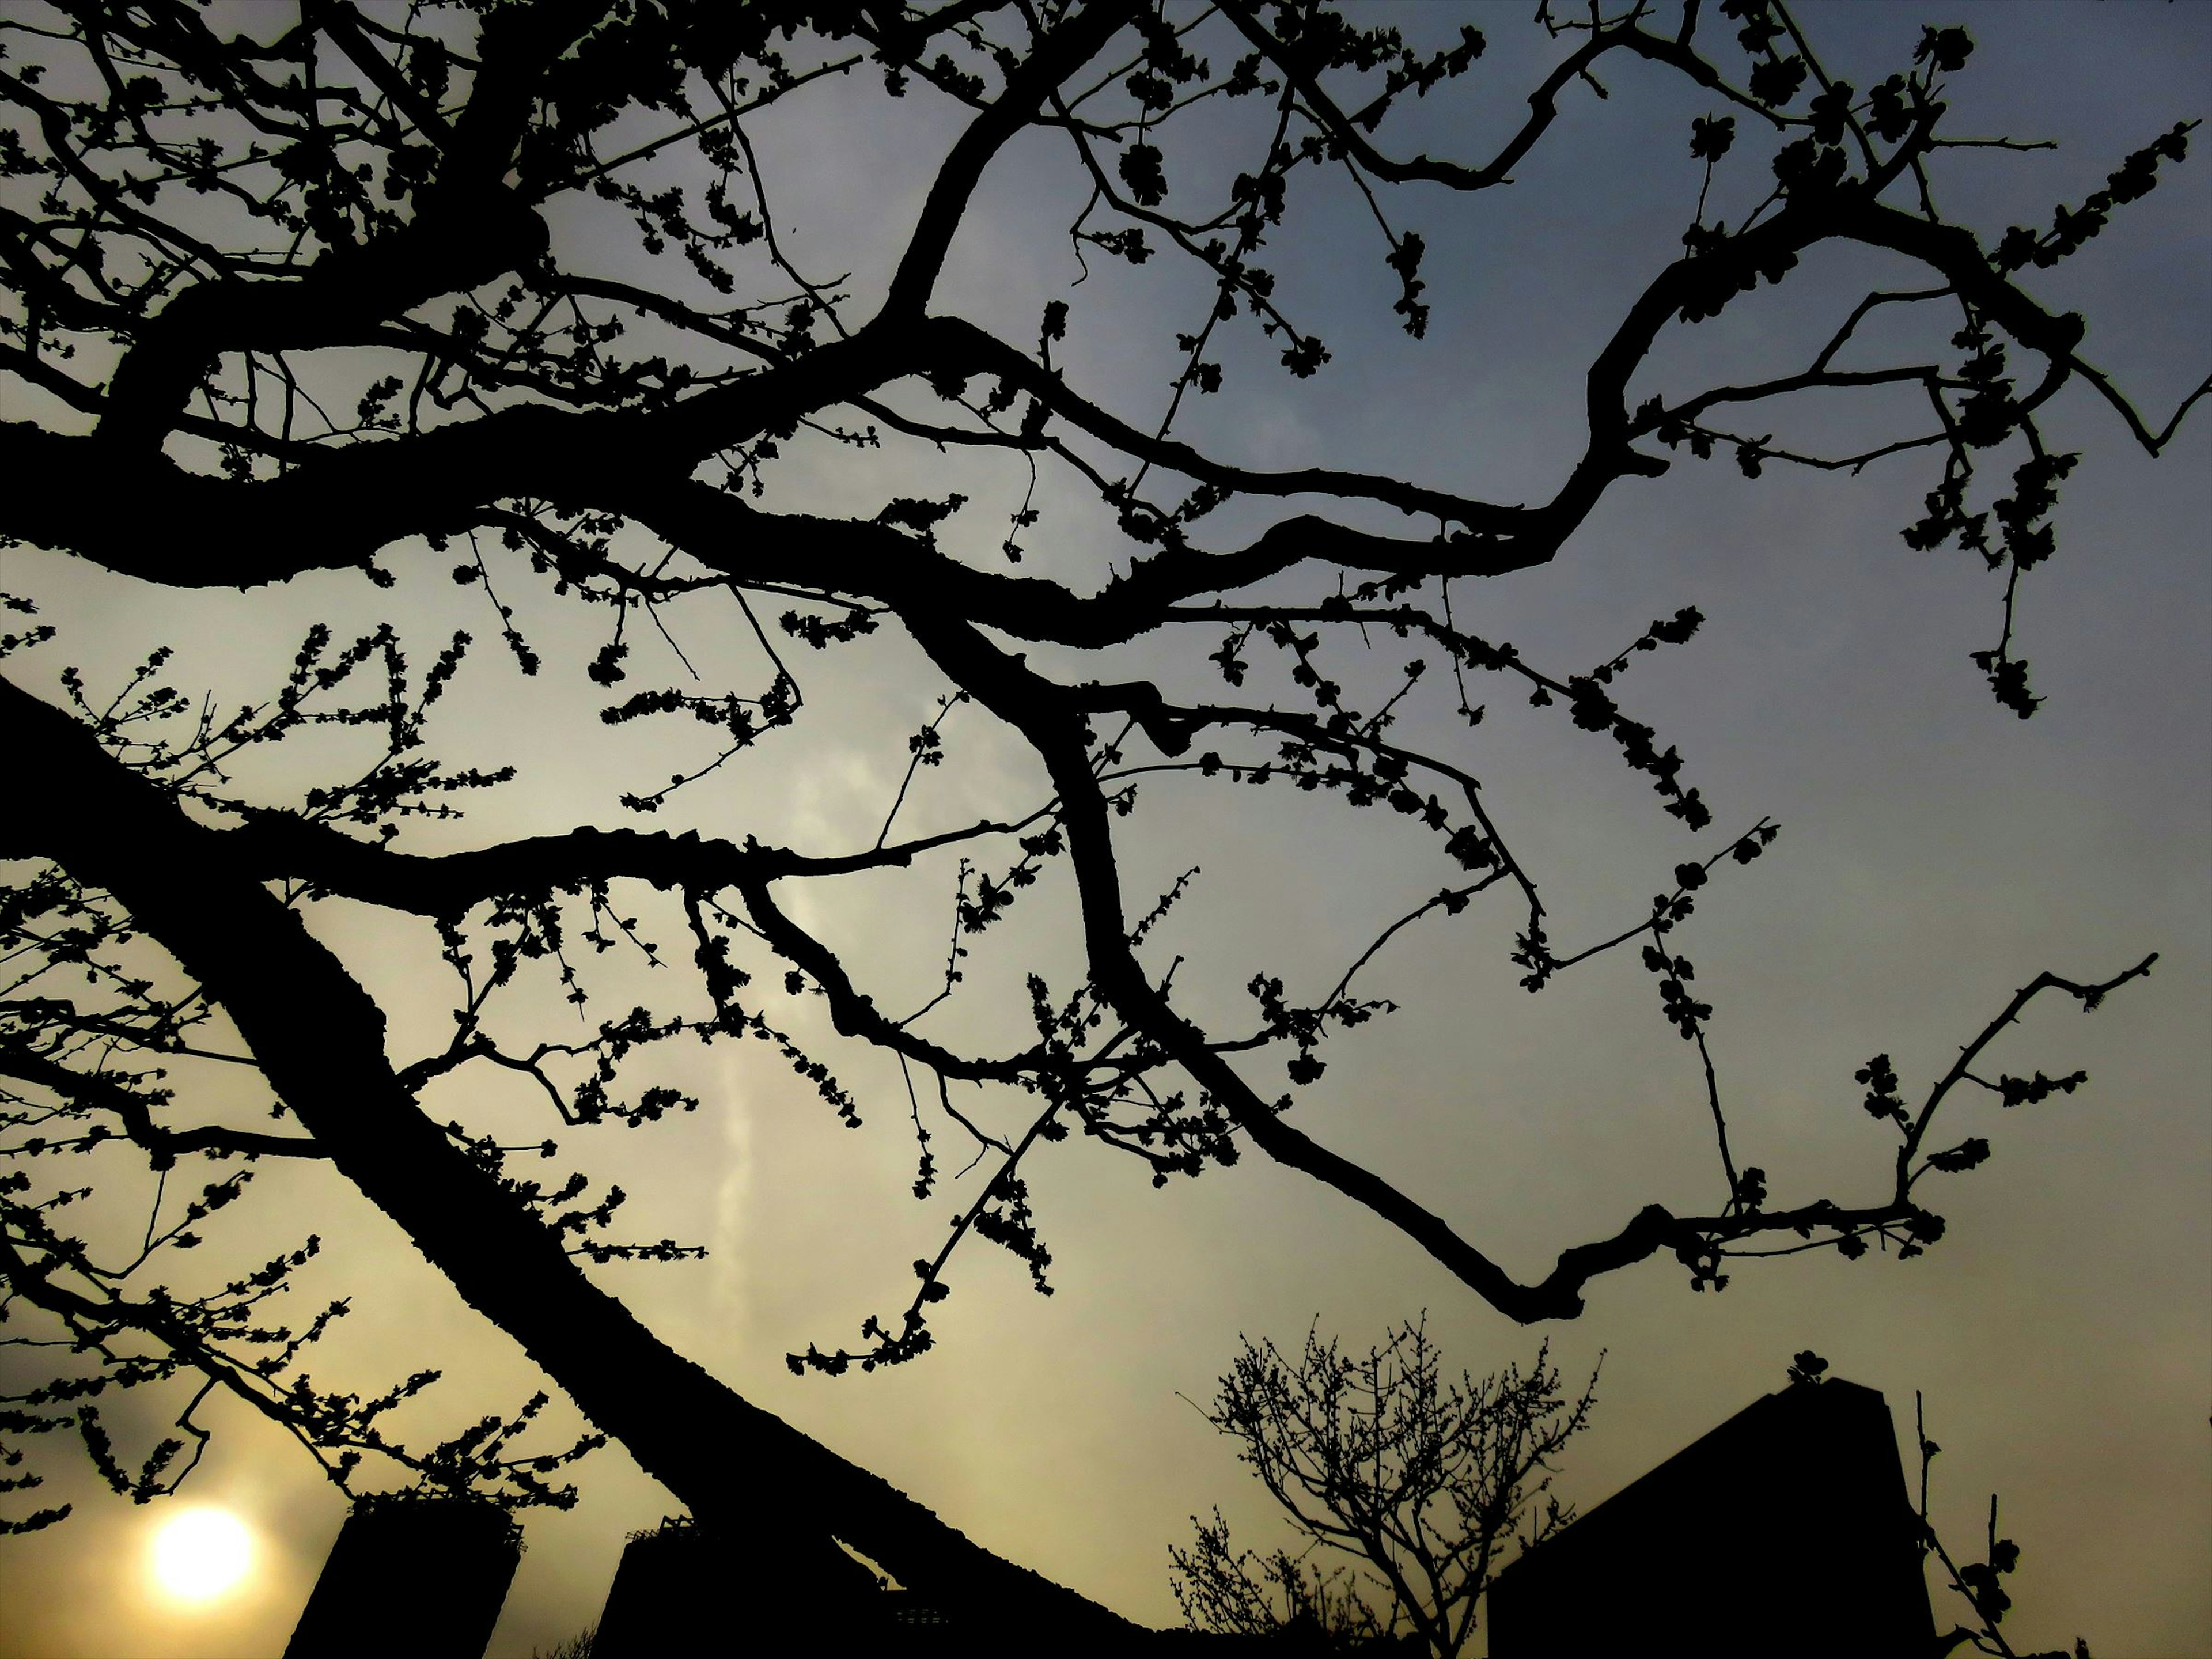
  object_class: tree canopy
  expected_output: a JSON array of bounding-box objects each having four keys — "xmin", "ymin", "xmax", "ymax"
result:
[{"xmin": 0, "ymin": 0, "xmax": 2201, "ymax": 1638}]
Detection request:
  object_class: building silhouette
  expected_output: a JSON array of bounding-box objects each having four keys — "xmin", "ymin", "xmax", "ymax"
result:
[
  {"xmin": 281, "ymin": 1377, "xmax": 1942, "ymax": 1655},
  {"xmin": 282, "ymin": 1493, "xmax": 520, "ymax": 1659},
  {"xmin": 1486, "ymin": 1375, "xmax": 1936, "ymax": 1657}
]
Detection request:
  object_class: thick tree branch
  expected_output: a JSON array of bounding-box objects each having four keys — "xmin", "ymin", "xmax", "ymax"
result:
[
  {"xmin": 0, "ymin": 675, "xmax": 1135, "ymax": 1639},
  {"xmin": 882, "ymin": 1, "xmax": 1138, "ymax": 319}
]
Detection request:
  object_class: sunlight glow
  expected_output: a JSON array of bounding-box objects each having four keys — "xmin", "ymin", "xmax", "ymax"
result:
[{"xmin": 150, "ymin": 1507, "xmax": 253, "ymax": 1603}]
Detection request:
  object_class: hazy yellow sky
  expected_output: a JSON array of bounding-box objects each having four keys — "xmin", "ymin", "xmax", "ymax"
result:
[{"xmin": 1, "ymin": 4, "xmax": 2206, "ymax": 1656}]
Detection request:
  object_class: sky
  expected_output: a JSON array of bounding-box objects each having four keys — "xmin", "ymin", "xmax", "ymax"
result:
[{"xmin": 0, "ymin": 2, "xmax": 2206, "ymax": 1655}]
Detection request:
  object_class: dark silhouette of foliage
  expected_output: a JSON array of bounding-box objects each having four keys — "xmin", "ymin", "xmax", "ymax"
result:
[
  {"xmin": 1172, "ymin": 1321, "xmax": 1597, "ymax": 1656},
  {"xmin": 0, "ymin": 0, "xmax": 2197, "ymax": 1627}
]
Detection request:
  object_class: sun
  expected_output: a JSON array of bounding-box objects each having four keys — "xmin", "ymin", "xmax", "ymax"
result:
[{"xmin": 150, "ymin": 1507, "xmax": 254, "ymax": 1603}]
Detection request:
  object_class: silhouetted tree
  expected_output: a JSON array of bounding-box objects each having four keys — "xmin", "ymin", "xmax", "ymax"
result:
[
  {"xmin": 1173, "ymin": 1321, "xmax": 1595, "ymax": 1656},
  {"xmin": 0, "ymin": 0, "xmax": 2198, "ymax": 1628}
]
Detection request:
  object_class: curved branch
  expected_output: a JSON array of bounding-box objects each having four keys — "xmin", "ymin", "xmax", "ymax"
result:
[
  {"xmin": 923, "ymin": 316, "xmax": 1517, "ymax": 527},
  {"xmin": 881, "ymin": 0, "xmax": 1137, "ymax": 319},
  {"xmin": 894, "ymin": 607, "xmax": 2154, "ymax": 1323}
]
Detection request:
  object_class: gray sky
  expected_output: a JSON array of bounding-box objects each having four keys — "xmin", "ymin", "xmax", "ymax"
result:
[{"xmin": 0, "ymin": 2, "xmax": 2206, "ymax": 1654}]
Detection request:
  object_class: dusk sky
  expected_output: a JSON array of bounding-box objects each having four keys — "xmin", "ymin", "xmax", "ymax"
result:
[{"xmin": 1, "ymin": 2, "xmax": 2206, "ymax": 1655}]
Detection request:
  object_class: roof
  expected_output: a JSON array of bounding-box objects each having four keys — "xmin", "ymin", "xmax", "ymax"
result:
[{"xmin": 1485, "ymin": 1378, "xmax": 1936, "ymax": 1657}]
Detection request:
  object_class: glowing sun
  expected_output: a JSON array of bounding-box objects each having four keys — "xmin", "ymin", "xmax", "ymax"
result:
[{"xmin": 150, "ymin": 1507, "xmax": 253, "ymax": 1603}]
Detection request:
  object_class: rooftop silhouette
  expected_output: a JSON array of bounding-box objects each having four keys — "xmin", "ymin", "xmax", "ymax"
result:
[
  {"xmin": 1487, "ymin": 1374, "xmax": 1935, "ymax": 1657},
  {"xmin": 282, "ymin": 1494, "xmax": 520, "ymax": 1659}
]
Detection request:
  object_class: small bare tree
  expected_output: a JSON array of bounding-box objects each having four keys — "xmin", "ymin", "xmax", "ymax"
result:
[
  {"xmin": 1173, "ymin": 1321, "xmax": 1598, "ymax": 1657},
  {"xmin": 1169, "ymin": 1517, "xmax": 1393, "ymax": 1652}
]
